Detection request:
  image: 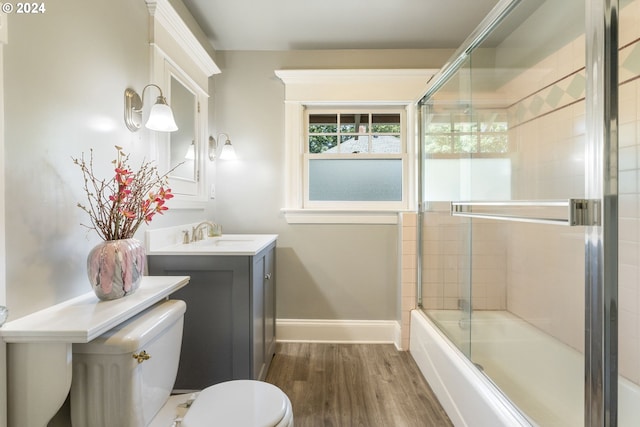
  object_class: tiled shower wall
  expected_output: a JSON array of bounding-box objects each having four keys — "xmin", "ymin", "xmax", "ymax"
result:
[
  {"xmin": 504, "ymin": 0, "xmax": 640, "ymax": 383},
  {"xmin": 420, "ymin": 205, "xmax": 507, "ymax": 312},
  {"xmin": 400, "ymin": 212, "xmax": 417, "ymax": 350},
  {"xmin": 419, "ymin": 0, "xmax": 640, "ymax": 384},
  {"xmin": 501, "ymin": 32, "xmax": 586, "ymax": 353}
]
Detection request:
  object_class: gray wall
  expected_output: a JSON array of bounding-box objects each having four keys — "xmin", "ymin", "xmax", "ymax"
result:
[
  {"xmin": 3, "ymin": 0, "xmax": 452, "ymax": 323},
  {"xmin": 3, "ymin": 5, "xmax": 451, "ymax": 427},
  {"xmin": 3, "ymin": 0, "xmax": 215, "ymax": 320},
  {"xmin": 212, "ymin": 50, "xmax": 453, "ymax": 321}
]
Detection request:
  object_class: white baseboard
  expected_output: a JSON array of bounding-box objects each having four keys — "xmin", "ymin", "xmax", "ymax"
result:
[{"xmin": 276, "ymin": 318, "xmax": 402, "ymax": 349}]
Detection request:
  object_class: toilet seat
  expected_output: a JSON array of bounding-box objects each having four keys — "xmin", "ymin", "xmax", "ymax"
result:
[{"xmin": 181, "ymin": 380, "xmax": 293, "ymax": 427}]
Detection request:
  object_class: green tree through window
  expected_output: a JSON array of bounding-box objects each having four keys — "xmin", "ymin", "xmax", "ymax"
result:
[{"xmin": 425, "ymin": 110, "xmax": 509, "ymax": 154}]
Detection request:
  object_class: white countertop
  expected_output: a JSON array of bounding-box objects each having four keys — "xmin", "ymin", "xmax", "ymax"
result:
[
  {"xmin": 147, "ymin": 234, "xmax": 278, "ymax": 256},
  {"xmin": 0, "ymin": 276, "xmax": 190, "ymax": 343}
]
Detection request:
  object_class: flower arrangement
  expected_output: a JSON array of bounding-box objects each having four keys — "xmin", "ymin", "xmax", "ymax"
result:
[{"xmin": 73, "ymin": 146, "xmax": 175, "ymax": 241}]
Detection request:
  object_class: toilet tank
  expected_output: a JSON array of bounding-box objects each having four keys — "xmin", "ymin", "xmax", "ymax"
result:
[{"xmin": 70, "ymin": 299, "xmax": 186, "ymax": 427}]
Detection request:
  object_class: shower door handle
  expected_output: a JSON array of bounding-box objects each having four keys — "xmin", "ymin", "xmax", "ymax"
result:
[{"xmin": 450, "ymin": 199, "xmax": 600, "ymax": 226}]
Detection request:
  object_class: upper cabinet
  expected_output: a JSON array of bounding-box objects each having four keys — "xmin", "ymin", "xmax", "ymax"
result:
[{"xmin": 145, "ymin": 0, "xmax": 220, "ymax": 208}]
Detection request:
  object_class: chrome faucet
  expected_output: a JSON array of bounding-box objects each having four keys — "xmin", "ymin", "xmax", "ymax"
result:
[{"xmin": 192, "ymin": 221, "xmax": 221, "ymax": 241}]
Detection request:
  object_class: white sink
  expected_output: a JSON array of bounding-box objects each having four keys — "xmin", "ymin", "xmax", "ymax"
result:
[
  {"xmin": 193, "ymin": 236, "xmax": 257, "ymax": 246},
  {"xmin": 146, "ymin": 232, "xmax": 277, "ymax": 256}
]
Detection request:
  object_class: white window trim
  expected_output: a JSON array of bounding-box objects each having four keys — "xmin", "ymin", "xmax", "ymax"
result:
[{"xmin": 275, "ymin": 69, "xmax": 438, "ymax": 224}]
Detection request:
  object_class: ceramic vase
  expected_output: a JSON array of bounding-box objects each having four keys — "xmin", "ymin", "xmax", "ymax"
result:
[{"xmin": 87, "ymin": 238, "xmax": 145, "ymax": 301}]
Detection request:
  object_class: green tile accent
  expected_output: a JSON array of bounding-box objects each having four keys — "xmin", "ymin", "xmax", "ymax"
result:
[
  {"xmin": 529, "ymin": 95, "xmax": 545, "ymax": 115},
  {"xmin": 566, "ymin": 73, "xmax": 586, "ymax": 99},
  {"xmin": 516, "ymin": 104, "xmax": 527, "ymax": 122},
  {"xmin": 622, "ymin": 43, "xmax": 640, "ymax": 75},
  {"xmin": 545, "ymin": 85, "xmax": 564, "ymax": 108}
]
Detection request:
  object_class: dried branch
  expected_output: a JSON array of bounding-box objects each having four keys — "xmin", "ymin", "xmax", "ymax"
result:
[{"xmin": 73, "ymin": 146, "xmax": 179, "ymax": 240}]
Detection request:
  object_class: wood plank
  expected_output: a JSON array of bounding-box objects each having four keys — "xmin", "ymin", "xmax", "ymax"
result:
[{"xmin": 265, "ymin": 343, "xmax": 453, "ymax": 427}]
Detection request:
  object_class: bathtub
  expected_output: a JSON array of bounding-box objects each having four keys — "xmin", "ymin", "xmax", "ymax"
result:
[{"xmin": 410, "ymin": 309, "xmax": 640, "ymax": 426}]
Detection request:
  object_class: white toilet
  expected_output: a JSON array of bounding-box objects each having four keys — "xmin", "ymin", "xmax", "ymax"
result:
[{"xmin": 70, "ymin": 299, "xmax": 293, "ymax": 427}]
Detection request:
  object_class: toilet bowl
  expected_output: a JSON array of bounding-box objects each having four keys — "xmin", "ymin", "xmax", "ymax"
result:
[
  {"xmin": 70, "ymin": 299, "xmax": 293, "ymax": 427},
  {"xmin": 180, "ymin": 380, "xmax": 293, "ymax": 427}
]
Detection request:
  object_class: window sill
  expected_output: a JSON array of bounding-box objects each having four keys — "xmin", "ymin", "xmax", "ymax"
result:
[{"xmin": 281, "ymin": 209, "xmax": 403, "ymax": 224}]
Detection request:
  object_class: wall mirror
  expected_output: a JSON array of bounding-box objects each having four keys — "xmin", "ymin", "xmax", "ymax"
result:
[
  {"xmin": 169, "ymin": 74, "xmax": 197, "ymax": 182},
  {"xmin": 146, "ymin": 0, "xmax": 220, "ymax": 208},
  {"xmin": 155, "ymin": 60, "xmax": 207, "ymax": 203}
]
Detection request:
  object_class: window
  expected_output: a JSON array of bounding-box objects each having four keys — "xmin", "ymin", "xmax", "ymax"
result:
[
  {"xmin": 424, "ymin": 110, "xmax": 509, "ymax": 154},
  {"xmin": 275, "ymin": 68, "xmax": 438, "ymax": 224},
  {"xmin": 305, "ymin": 109, "xmax": 406, "ymax": 208},
  {"xmin": 422, "ymin": 108, "xmax": 512, "ymax": 201}
]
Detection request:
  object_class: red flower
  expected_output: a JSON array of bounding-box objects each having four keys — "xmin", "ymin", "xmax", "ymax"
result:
[
  {"xmin": 159, "ymin": 187, "xmax": 174, "ymax": 200},
  {"xmin": 121, "ymin": 209, "xmax": 136, "ymax": 219}
]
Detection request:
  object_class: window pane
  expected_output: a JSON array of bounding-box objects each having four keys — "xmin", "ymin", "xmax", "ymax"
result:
[
  {"xmin": 453, "ymin": 116, "xmax": 477, "ymax": 133},
  {"xmin": 309, "ymin": 114, "xmax": 337, "ymax": 133},
  {"xmin": 340, "ymin": 135, "xmax": 369, "ymax": 153},
  {"xmin": 371, "ymin": 113, "xmax": 401, "ymax": 133},
  {"xmin": 454, "ymin": 134, "xmax": 477, "ymax": 152},
  {"xmin": 480, "ymin": 134, "xmax": 509, "ymax": 153},
  {"xmin": 309, "ymin": 159, "xmax": 402, "ymax": 201},
  {"xmin": 425, "ymin": 135, "xmax": 453, "ymax": 153},
  {"xmin": 370, "ymin": 135, "xmax": 401, "ymax": 153},
  {"xmin": 309, "ymin": 135, "xmax": 338, "ymax": 153},
  {"xmin": 341, "ymin": 113, "xmax": 369, "ymax": 133},
  {"xmin": 333, "ymin": 135, "xmax": 402, "ymax": 154}
]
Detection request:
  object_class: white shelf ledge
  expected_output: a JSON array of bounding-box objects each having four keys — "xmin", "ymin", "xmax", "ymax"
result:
[{"xmin": 0, "ymin": 275, "xmax": 190, "ymax": 343}]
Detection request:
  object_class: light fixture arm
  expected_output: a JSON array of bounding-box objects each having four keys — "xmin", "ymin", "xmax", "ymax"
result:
[
  {"xmin": 216, "ymin": 133, "xmax": 231, "ymax": 145},
  {"xmin": 209, "ymin": 133, "xmax": 230, "ymax": 161},
  {"xmin": 124, "ymin": 84, "xmax": 178, "ymax": 132},
  {"xmin": 139, "ymin": 84, "xmax": 167, "ymax": 109}
]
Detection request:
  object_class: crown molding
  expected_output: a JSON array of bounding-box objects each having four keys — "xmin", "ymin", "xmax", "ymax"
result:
[
  {"xmin": 145, "ymin": 0, "xmax": 220, "ymax": 76},
  {"xmin": 275, "ymin": 69, "xmax": 437, "ymax": 102}
]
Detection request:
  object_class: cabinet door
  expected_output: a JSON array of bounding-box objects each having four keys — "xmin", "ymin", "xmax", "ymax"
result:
[
  {"xmin": 148, "ymin": 255, "xmax": 251, "ymax": 389},
  {"xmin": 252, "ymin": 255, "xmax": 266, "ymax": 380},
  {"xmin": 264, "ymin": 248, "xmax": 276, "ymax": 361}
]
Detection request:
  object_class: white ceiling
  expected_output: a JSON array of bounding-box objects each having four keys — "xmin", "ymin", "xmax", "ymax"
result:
[{"xmin": 181, "ymin": 0, "xmax": 502, "ymax": 51}]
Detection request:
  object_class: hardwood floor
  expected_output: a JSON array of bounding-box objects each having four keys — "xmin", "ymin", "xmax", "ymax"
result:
[{"xmin": 265, "ymin": 343, "xmax": 453, "ymax": 427}]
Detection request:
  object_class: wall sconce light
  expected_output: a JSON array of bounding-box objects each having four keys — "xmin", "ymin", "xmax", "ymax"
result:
[
  {"xmin": 124, "ymin": 84, "xmax": 178, "ymax": 132},
  {"xmin": 185, "ymin": 141, "xmax": 196, "ymax": 160},
  {"xmin": 208, "ymin": 133, "xmax": 237, "ymax": 161}
]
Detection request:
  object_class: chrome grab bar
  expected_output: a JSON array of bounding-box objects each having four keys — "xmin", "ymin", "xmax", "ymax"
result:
[{"xmin": 450, "ymin": 199, "xmax": 600, "ymax": 226}]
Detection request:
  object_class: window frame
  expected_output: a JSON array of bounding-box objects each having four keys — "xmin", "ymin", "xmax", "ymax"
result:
[
  {"xmin": 303, "ymin": 107, "xmax": 408, "ymax": 210},
  {"xmin": 275, "ymin": 69, "xmax": 438, "ymax": 224}
]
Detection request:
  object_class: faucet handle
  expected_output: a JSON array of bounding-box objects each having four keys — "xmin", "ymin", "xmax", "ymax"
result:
[{"xmin": 182, "ymin": 230, "xmax": 190, "ymax": 244}]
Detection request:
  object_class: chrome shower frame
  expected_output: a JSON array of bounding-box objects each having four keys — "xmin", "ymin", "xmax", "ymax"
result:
[
  {"xmin": 585, "ymin": 0, "xmax": 619, "ymax": 425},
  {"xmin": 416, "ymin": 0, "xmax": 620, "ymax": 424}
]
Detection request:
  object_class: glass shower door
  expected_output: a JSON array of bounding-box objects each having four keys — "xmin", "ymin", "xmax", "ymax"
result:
[
  {"xmin": 419, "ymin": 58, "xmax": 473, "ymax": 358},
  {"xmin": 418, "ymin": 0, "xmax": 603, "ymax": 425}
]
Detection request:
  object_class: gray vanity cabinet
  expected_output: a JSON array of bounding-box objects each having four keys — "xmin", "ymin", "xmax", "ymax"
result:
[
  {"xmin": 252, "ymin": 247, "xmax": 276, "ymax": 381},
  {"xmin": 147, "ymin": 241, "xmax": 276, "ymax": 390}
]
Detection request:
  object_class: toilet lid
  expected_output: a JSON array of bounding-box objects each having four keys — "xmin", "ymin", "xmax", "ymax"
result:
[{"xmin": 182, "ymin": 380, "xmax": 289, "ymax": 427}]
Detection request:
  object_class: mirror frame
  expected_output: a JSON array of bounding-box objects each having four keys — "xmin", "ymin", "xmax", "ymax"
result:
[{"xmin": 146, "ymin": 0, "xmax": 220, "ymax": 208}]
